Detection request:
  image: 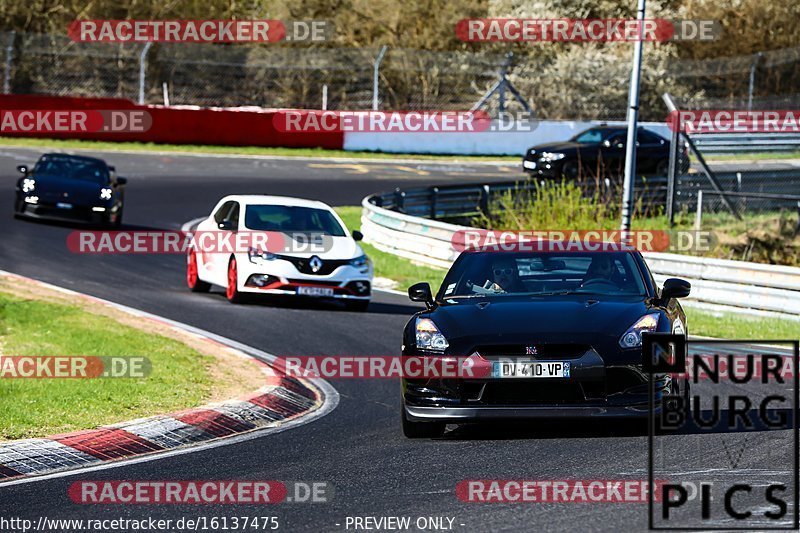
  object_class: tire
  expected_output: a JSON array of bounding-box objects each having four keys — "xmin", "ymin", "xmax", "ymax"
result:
[
  {"xmin": 186, "ymin": 251, "xmax": 211, "ymax": 293},
  {"xmin": 655, "ymin": 158, "xmax": 669, "ymax": 177},
  {"xmin": 226, "ymin": 257, "xmax": 244, "ymax": 303},
  {"xmin": 345, "ymin": 299, "xmax": 370, "ymax": 312},
  {"xmin": 560, "ymin": 160, "xmax": 580, "ymax": 180},
  {"xmin": 112, "ymin": 205, "xmax": 123, "ymax": 227},
  {"xmin": 401, "ymin": 403, "xmax": 445, "ymax": 438},
  {"xmin": 104, "ymin": 208, "xmax": 123, "ymax": 228}
]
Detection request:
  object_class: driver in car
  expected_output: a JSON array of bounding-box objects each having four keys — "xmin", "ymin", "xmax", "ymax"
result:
[
  {"xmin": 481, "ymin": 257, "xmax": 526, "ymax": 294},
  {"xmin": 580, "ymin": 255, "xmax": 618, "ymax": 287}
]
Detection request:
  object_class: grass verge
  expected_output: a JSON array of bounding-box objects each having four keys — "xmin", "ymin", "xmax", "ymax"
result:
[
  {"xmin": 338, "ymin": 205, "xmax": 799, "ymax": 340},
  {"xmin": 687, "ymin": 308, "xmax": 799, "ymax": 339},
  {"xmin": 479, "ymin": 181, "xmax": 800, "ymax": 266},
  {"xmin": 336, "ymin": 206, "xmax": 446, "ymax": 292},
  {"xmin": 0, "ymin": 136, "xmax": 518, "ymax": 162},
  {"xmin": 0, "ymin": 279, "xmax": 264, "ymax": 440}
]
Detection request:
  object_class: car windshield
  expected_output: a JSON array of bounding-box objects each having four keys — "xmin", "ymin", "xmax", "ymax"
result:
[
  {"xmin": 244, "ymin": 205, "xmax": 346, "ymax": 236},
  {"xmin": 33, "ymin": 156, "xmax": 108, "ymax": 184},
  {"xmin": 438, "ymin": 251, "xmax": 647, "ymax": 299},
  {"xmin": 571, "ymin": 128, "xmax": 617, "ymax": 144}
]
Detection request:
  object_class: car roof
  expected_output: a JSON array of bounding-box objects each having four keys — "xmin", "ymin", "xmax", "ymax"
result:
[
  {"xmin": 580, "ymin": 125, "xmax": 662, "ymax": 135},
  {"xmin": 39, "ymin": 153, "xmax": 107, "ymax": 165},
  {"xmin": 460, "ymin": 244, "xmax": 639, "ymax": 255},
  {"xmin": 218, "ymin": 195, "xmax": 332, "ymax": 209}
]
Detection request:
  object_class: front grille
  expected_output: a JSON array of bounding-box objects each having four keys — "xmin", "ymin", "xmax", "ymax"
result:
[
  {"xmin": 477, "ymin": 344, "xmax": 590, "ymax": 360},
  {"xmin": 27, "ymin": 204, "xmax": 92, "ymax": 221},
  {"xmin": 286, "ymin": 279, "xmax": 341, "ymax": 286},
  {"xmin": 279, "ymin": 255, "xmax": 349, "ymax": 275},
  {"xmin": 481, "ymin": 382, "xmax": 586, "ymax": 405}
]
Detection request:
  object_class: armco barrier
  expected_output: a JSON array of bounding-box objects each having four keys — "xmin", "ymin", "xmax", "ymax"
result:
[
  {"xmin": 361, "ymin": 195, "xmax": 800, "ymax": 319},
  {"xmin": 0, "ymin": 94, "xmax": 344, "ymax": 149}
]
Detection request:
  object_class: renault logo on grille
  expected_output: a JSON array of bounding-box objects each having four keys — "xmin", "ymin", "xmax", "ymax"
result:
[
  {"xmin": 309, "ymin": 256, "xmax": 323, "ymax": 273},
  {"xmin": 525, "ymin": 346, "xmax": 538, "ymax": 355}
]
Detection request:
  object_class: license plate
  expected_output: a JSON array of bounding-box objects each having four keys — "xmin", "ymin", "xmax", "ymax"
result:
[
  {"xmin": 297, "ymin": 286, "xmax": 334, "ymax": 297},
  {"xmin": 56, "ymin": 202, "xmax": 73, "ymax": 209},
  {"xmin": 492, "ymin": 361, "xmax": 570, "ymax": 378},
  {"xmin": 522, "ymin": 160, "xmax": 536, "ymax": 169}
]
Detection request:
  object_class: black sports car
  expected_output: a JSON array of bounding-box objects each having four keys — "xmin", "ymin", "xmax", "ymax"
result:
[
  {"xmin": 522, "ymin": 126, "xmax": 690, "ymax": 179},
  {"xmin": 14, "ymin": 153, "xmax": 126, "ymax": 226},
  {"xmin": 401, "ymin": 247, "xmax": 691, "ymax": 438}
]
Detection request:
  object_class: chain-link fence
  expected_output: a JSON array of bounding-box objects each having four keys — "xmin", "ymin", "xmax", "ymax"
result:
[{"xmin": 2, "ymin": 30, "xmax": 799, "ymax": 121}]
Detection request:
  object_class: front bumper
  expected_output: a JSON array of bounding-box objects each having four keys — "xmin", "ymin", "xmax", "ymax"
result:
[
  {"xmin": 521, "ymin": 157, "xmax": 560, "ymax": 177},
  {"xmin": 15, "ymin": 200, "xmax": 111, "ymax": 224},
  {"xmin": 402, "ymin": 348, "xmax": 677, "ymax": 420},
  {"xmin": 236, "ymin": 255, "xmax": 373, "ymax": 299},
  {"xmin": 405, "ymin": 404, "xmax": 653, "ymax": 421}
]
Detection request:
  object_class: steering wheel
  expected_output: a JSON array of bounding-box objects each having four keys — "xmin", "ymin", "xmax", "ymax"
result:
[{"xmin": 579, "ymin": 278, "xmax": 619, "ymax": 290}]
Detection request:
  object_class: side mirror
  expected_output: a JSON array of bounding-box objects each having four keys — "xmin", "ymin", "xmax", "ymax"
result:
[
  {"xmin": 218, "ymin": 220, "xmax": 236, "ymax": 231},
  {"xmin": 17, "ymin": 165, "xmax": 28, "ymax": 174},
  {"xmin": 108, "ymin": 165, "xmax": 116, "ymax": 172},
  {"xmin": 116, "ymin": 176, "xmax": 127, "ymax": 185},
  {"xmin": 661, "ymin": 278, "xmax": 691, "ymax": 300},
  {"xmin": 352, "ymin": 230, "xmax": 363, "ymax": 241},
  {"xmin": 408, "ymin": 282, "xmax": 434, "ymax": 309}
]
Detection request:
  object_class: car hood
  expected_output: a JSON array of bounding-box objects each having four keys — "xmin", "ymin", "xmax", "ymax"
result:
[
  {"xmin": 278, "ymin": 235, "xmax": 361, "ymax": 260},
  {"xmin": 27, "ymin": 173, "xmax": 105, "ymax": 205},
  {"xmin": 430, "ymin": 296, "xmax": 652, "ymax": 347}
]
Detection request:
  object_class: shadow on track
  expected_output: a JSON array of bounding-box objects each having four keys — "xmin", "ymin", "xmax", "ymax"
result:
[
  {"xmin": 434, "ymin": 408, "xmax": 795, "ymax": 441},
  {"xmin": 206, "ymin": 289, "xmax": 422, "ymax": 316}
]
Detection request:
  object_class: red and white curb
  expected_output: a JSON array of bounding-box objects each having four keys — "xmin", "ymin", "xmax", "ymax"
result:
[{"xmin": 0, "ymin": 270, "xmax": 339, "ymax": 486}]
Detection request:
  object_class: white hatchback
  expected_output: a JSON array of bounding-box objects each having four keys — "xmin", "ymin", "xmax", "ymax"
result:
[{"xmin": 186, "ymin": 195, "xmax": 373, "ymax": 310}]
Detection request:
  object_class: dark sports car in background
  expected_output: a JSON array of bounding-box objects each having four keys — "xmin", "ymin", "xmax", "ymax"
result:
[
  {"xmin": 14, "ymin": 153, "xmax": 126, "ymax": 226},
  {"xmin": 522, "ymin": 125, "xmax": 690, "ymax": 180},
  {"xmin": 401, "ymin": 247, "xmax": 690, "ymax": 438}
]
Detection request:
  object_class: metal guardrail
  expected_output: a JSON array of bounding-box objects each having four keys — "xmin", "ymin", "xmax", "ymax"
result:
[
  {"xmin": 362, "ymin": 194, "xmax": 800, "ymax": 320},
  {"xmin": 371, "ymin": 169, "xmax": 800, "ymax": 223},
  {"xmin": 372, "ymin": 177, "xmax": 670, "ymax": 222},
  {"xmin": 692, "ymin": 133, "xmax": 800, "ymax": 153}
]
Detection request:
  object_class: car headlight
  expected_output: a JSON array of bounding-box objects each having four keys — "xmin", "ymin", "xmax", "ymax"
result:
[
  {"xmin": 100, "ymin": 188, "xmax": 113, "ymax": 200},
  {"xmin": 248, "ymin": 247, "xmax": 278, "ymax": 264},
  {"xmin": 619, "ymin": 313, "xmax": 660, "ymax": 348},
  {"xmin": 540, "ymin": 152, "xmax": 565, "ymax": 161},
  {"xmin": 416, "ymin": 317, "xmax": 449, "ymax": 352},
  {"xmin": 22, "ymin": 178, "xmax": 35, "ymax": 193},
  {"xmin": 349, "ymin": 254, "xmax": 370, "ymax": 273}
]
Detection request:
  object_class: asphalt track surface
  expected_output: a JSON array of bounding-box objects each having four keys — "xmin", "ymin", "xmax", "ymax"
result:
[{"xmin": 0, "ymin": 146, "xmax": 797, "ymax": 532}]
